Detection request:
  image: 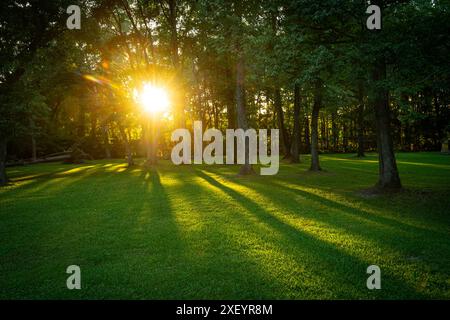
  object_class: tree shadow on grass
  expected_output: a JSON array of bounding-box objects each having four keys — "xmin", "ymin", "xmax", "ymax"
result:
[
  {"xmin": 195, "ymin": 169, "xmax": 432, "ymax": 299},
  {"xmin": 269, "ymin": 179, "xmax": 450, "ymax": 243},
  {"xmin": 159, "ymin": 174, "xmax": 296, "ymax": 299},
  {"xmin": 77, "ymin": 166, "xmax": 195, "ymax": 299},
  {"xmin": 254, "ymin": 181, "xmax": 450, "ymax": 291}
]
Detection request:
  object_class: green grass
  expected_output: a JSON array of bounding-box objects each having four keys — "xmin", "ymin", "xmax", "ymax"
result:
[{"xmin": 1, "ymin": 152, "xmax": 449, "ymax": 299}]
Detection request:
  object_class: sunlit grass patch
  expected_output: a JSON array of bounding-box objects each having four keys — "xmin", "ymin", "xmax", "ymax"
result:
[{"xmin": 0, "ymin": 152, "xmax": 449, "ymax": 299}]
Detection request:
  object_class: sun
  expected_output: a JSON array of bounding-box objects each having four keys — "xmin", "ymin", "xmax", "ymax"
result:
[{"xmin": 136, "ymin": 83, "xmax": 170, "ymax": 114}]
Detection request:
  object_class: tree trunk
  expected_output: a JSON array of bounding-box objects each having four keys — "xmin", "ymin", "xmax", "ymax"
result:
[
  {"xmin": 371, "ymin": 57, "xmax": 401, "ymax": 190},
  {"xmin": 310, "ymin": 80, "xmax": 322, "ymax": 171},
  {"xmin": 29, "ymin": 117, "xmax": 37, "ymax": 162},
  {"xmin": 331, "ymin": 111, "xmax": 338, "ymax": 152},
  {"xmin": 0, "ymin": 137, "xmax": 7, "ymax": 186},
  {"xmin": 226, "ymin": 59, "xmax": 236, "ymax": 130},
  {"xmin": 236, "ymin": 53, "xmax": 254, "ymax": 175},
  {"xmin": 357, "ymin": 104, "xmax": 365, "ymax": 157},
  {"xmin": 291, "ymin": 84, "xmax": 302, "ymax": 163},
  {"xmin": 304, "ymin": 115, "xmax": 310, "ymax": 153},
  {"xmin": 274, "ymin": 87, "xmax": 291, "ymax": 159},
  {"xmin": 118, "ymin": 124, "xmax": 134, "ymax": 166},
  {"xmin": 343, "ymin": 122, "xmax": 348, "ymax": 153},
  {"xmin": 145, "ymin": 117, "xmax": 158, "ymax": 165},
  {"xmin": 168, "ymin": 0, "xmax": 185, "ymax": 128},
  {"xmin": 31, "ymin": 135, "xmax": 37, "ymax": 162},
  {"xmin": 357, "ymin": 84, "xmax": 366, "ymax": 157},
  {"xmin": 102, "ymin": 125, "xmax": 111, "ymax": 159},
  {"xmin": 78, "ymin": 103, "xmax": 86, "ymax": 138}
]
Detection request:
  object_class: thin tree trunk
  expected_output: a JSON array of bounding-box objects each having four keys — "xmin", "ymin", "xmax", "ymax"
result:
[
  {"xmin": 291, "ymin": 84, "xmax": 302, "ymax": 163},
  {"xmin": 325, "ymin": 115, "xmax": 329, "ymax": 151},
  {"xmin": 371, "ymin": 57, "xmax": 401, "ymax": 190},
  {"xmin": 304, "ymin": 115, "xmax": 310, "ymax": 153},
  {"xmin": 29, "ymin": 117, "xmax": 37, "ymax": 162},
  {"xmin": 0, "ymin": 137, "xmax": 7, "ymax": 186},
  {"xmin": 118, "ymin": 123, "xmax": 134, "ymax": 166},
  {"xmin": 331, "ymin": 111, "xmax": 338, "ymax": 152},
  {"xmin": 31, "ymin": 136, "xmax": 37, "ymax": 162},
  {"xmin": 78, "ymin": 103, "xmax": 86, "ymax": 138},
  {"xmin": 357, "ymin": 84, "xmax": 366, "ymax": 157},
  {"xmin": 103, "ymin": 125, "xmax": 111, "ymax": 159},
  {"xmin": 343, "ymin": 122, "xmax": 348, "ymax": 153},
  {"xmin": 357, "ymin": 104, "xmax": 365, "ymax": 157},
  {"xmin": 310, "ymin": 80, "xmax": 322, "ymax": 171}
]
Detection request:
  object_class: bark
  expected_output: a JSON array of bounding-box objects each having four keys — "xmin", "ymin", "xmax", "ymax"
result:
[
  {"xmin": 371, "ymin": 57, "xmax": 401, "ymax": 190},
  {"xmin": 0, "ymin": 137, "xmax": 7, "ymax": 186},
  {"xmin": 291, "ymin": 84, "xmax": 302, "ymax": 163},
  {"xmin": 310, "ymin": 80, "xmax": 322, "ymax": 171},
  {"xmin": 274, "ymin": 88, "xmax": 291, "ymax": 158},
  {"xmin": 235, "ymin": 53, "xmax": 254, "ymax": 175}
]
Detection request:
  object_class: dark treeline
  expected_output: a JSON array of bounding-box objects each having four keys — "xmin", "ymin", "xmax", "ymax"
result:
[{"xmin": 1, "ymin": 0, "xmax": 449, "ymax": 190}]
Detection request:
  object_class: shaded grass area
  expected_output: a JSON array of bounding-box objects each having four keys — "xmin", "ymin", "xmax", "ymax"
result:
[{"xmin": 0, "ymin": 152, "xmax": 449, "ymax": 299}]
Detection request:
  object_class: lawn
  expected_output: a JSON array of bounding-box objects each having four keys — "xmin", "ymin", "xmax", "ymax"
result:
[{"xmin": 0, "ymin": 152, "xmax": 449, "ymax": 299}]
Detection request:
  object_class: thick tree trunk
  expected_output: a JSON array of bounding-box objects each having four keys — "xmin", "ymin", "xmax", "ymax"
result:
[
  {"xmin": 371, "ymin": 57, "xmax": 401, "ymax": 190},
  {"xmin": 310, "ymin": 80, "xmax": 322, "ymax": 171},
  {"xmin": 274, "ymin": 88, "xmax": 291, "ymax": 159},
  {"xmin": 236, "ymin": 53, "xmax": 254, "ymax": 175},
  {"xmin": 291, "ymin": 84, "xmax": 302, "ymax": 163},
  {"xmin": 0, "ymin": 137, "xmax": 7, "ymax": 186}
]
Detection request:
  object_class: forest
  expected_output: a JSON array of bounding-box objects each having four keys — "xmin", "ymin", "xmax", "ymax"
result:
[
  {"xmin": 1, "ymin": 0, "xmax": 450, "ymax": 300},
  {"xmin": 1, "ymin": 0, "xmax": 449, "ymax": 188}
]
